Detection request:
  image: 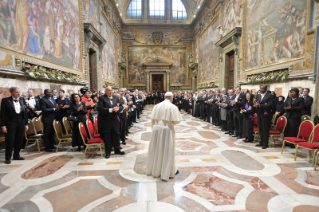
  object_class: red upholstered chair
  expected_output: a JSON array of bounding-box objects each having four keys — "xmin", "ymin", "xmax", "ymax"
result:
[
  {"xmin": 93, "ymin": 117, "xmax": 98, "ymax": 134},
  {"xmin": 268, "ymin": 116, "xmax": 287, "ymax": 148},
  {"xmin": 78, "ymin": 123, "xmax": 104, "ymax": 159},
  {"xmin": 295, "ymin": 124, "xmax": 319, "ymax": 163},
  {"xmin": 86, "ymin": 119, "xmax": 100, "ymax": 139},
  {"xmin": 253, "ymin": 113, "xmax": 259, "ymax": 143},
  {"xmin": 281, "ymin": 120, "xmax": 314, "ymax": 154}
]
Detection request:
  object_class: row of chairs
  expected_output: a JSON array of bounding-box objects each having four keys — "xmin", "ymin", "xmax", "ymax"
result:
[{"xmin": 25, "ymin": 116, "xmax": 101, "ymax": 159}]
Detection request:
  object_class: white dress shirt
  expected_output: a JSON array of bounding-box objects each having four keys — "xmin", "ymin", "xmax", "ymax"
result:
[{"xmin": 13, "ymin": 98, "xmax": 21, "ymax": 114}]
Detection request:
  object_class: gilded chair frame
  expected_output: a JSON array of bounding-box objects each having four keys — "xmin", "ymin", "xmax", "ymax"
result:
[
  {"xmin": 53, "ymin": 120, "xmax": 72, "ymax": 152},
  {"xmin": 269, "ymin": 116, "xmax": 287, "ymax": 148},
  {"xmin": 24, "ymin": 119, "xmax": 42, "ymax": 153},
  {"xmin": 78, "ymin": 123, "xmax": 104, "ymax": 159},
  {"xmin": 294, "ymin": 124, "xmax": 319, "ymax": 162},
  {"xmin": 281, "ymin": 120, "xmax": 314, "ymax": 154}
]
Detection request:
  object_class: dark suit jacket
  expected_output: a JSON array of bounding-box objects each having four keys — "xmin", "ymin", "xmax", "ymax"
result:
[
  {"xmin": 285, "ymin": 97, "xmax": 304, "ymax": 119},
  {"xmin": 97, "ymin": 95, "xmax": 123, "ymax": 134},
  {"xmin": 256, "ymin": 91, "xmax": 274, "ymax": 114},
  {"xmin": 1, "ymin": 96, "xmax": 28, "ymax": 128},
  {"xmin": 233, "ymin": 93, "xmax": 245, "ymax": 111},
  {"xmin": 39, "ymin": 97, "xmax": 57, "ymax": 123},
  {"xmin": 301, "ymin": 95, "xmax": 313, "ymax": 116}
]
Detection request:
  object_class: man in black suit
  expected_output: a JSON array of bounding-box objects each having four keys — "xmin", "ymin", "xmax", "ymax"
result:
[
  {"xmin": 231, "ymin": 87, "xmax": 245, "ymax": 138},
  {"xmin": 253, "ymin": 85, "xmax": 274, "ymax": 149},
  {"xmin": 301, "ymin": 88, "xmax": 313, "ymax": 116},
  {"xmin": 97, "ymin": 86, "xmax": 124, "ymax": 159},
  {"xmin": 39, "ymin": 89, "xmax": 61, "ymax": 152},
  {"xmin": 1, "ymin": 87, "xmax": 29, "ymax": 164},
  {"xmin": 225, "ymin": 89, "xmax": 235, "ymax": 135}
]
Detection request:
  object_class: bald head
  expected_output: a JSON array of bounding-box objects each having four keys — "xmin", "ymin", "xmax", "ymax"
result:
[{"xmin": 105, "ymin": 86, "xmax": 113, "ymax": 97}]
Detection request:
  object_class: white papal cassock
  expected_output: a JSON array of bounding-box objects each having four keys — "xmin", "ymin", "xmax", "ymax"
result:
[{"xmin": 146, "ymin": 98, "xmax": 183, "ymax": 181}]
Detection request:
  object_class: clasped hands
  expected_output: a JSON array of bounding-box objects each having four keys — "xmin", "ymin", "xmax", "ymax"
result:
[
  {"xmin": 112, "ymin": 103, "xmax": 120, "ymax": 112},
  {"xmin": 284, "ymin": 105, "xmax": 292, "ymax": 110}
]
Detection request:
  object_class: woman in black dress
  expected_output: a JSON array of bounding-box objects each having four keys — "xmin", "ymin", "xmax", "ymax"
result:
[
  {"xmin": 284, "ymin": 88, "xmax": 304, "ymax": 147},
  {"xmin": 70, "ymin": 93, "xmax": 87, "ymax": 151},
  {"xmin": 56, "ymin": 90, "xmax": 70, "ymax": 131},
  {"xmin": 274, "ymin": 96, "xmax": 285, "ymax": 124},
  {"xmin": 241, "ymin": 92, "xmax": 255, "ymax": 142}
]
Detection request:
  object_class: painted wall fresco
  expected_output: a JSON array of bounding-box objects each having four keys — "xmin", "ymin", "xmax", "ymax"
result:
[
  {"xmin": 100, "ymin": 14, "xmax": 117, "ymax": 83},
  {"xmin": 128, "ymin": 46, "xmax": 187, "ymax": 84},
  {"xmin": 199, "ymin": 18, "xmax": 219, "ymax": 83},
  {"xmin": 221, "ymin": 0, "xmax": 241, "ymax": 36},
  {"xmin": 0, "ymin": 0, "xmax": 81, "ymax": 70},
  {"xmin": 83, "ymin": 0, "xmax": 100, "ymax": 32},
  {"xmin": 245, "ymin": 0, "xmax": 307, "ymax": 70}
]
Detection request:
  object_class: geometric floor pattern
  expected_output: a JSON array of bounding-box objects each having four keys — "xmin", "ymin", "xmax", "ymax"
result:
[{"xmin": 1, "ymin": 105, "xmax": 319, "ymax": 212}]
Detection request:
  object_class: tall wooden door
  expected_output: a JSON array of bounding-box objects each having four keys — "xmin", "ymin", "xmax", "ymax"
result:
[
  {"xmin": 152, "ymin": 74, "xmax": 164, "ymax": 91},
  {"xmin": 228, "ymin": 55, "xmax": 234, "ymax": 89}
]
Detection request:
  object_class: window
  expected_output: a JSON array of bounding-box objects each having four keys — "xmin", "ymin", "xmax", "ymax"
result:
[
  {"xmin": 172, "ymin": 0, "xmax": 187, "ymax": 20},
  {"xmin": 149, "ymin": 0, "xmax": 165, "ymax": 19},
  {"xmin": 127, "ymin": 0, "xmax": 142, "ymax": 19}
]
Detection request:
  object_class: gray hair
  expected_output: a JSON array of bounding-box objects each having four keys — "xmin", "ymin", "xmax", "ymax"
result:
[{"xmin": 9, "ymin": 87, "xmax": 19, "ymax": 93}]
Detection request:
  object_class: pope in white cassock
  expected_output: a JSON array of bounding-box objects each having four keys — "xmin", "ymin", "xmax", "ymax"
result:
[{"xmin": 146, "ymin": 92, "xmax": 183, "ymax": 182}]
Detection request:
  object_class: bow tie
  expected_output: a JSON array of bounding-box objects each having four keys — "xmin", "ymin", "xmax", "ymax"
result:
[
  {"xmin": 30, "ymin": 97, "xmax": 34, "ymax": 99},
  {"xmin": 14, "ymin": 100, "xmax": 18, "ymax": 102}
]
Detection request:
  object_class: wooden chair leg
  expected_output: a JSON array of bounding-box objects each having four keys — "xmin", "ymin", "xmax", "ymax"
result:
[
  {"xmin": 281, "ymin": 141, "xmax": 286, "ymax": 154},
  {"xmin": 313, "ymin": 150, "xmax": 317, "ymax": 166},
  {"xmin": 25, "ymin": 139, "xmax": 29, "ymax": 151},
  {"xmin": 314, "ymin": 151, "xmax": 319, "ymax": 170},
  {"xmin": 294, "ymin": 145, "xmax": 299, "ymax": 161},
  {"xmin": 56, "ymin": 139, "xmax": 61, "ymax": 153}
]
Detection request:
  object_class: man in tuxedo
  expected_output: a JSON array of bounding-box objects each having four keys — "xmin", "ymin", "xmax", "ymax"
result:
[
  {"xmin": 1, "ymin": 87, "xmax": 29, "ymax": 164},
  {"xmin": 27, "ymin": 90, "xmax": 42, "ymax": 118},
  {"xmin": 231, "ymin": 87, "xmax": 245, "ymax": 138},
  {"xmin": 39, "ymin": 89, "xmax": 61, "ymax": 152},
  {"xmin": 253, "ymin": 85, "xmax": 274, "ymax": 149},
  {"xmin": 225, "ymin": 89, "xmax": 235, "ymax": 135},
  {"xmin": 301, "ymin": 88, "xmax": 313, "ymax": 116},
  {"xmin": 97, "ymin": 86, "xmax": 124, "ymax": 159}
]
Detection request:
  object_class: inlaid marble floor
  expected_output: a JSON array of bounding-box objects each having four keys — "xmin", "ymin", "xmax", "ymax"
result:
[{"xmin": 1, "ymin": 105, "xmax": 319, "ymax": 212}]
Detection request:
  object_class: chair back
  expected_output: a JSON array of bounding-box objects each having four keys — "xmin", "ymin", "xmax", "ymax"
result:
[
  {"xmin": 25, "ymin": 119, "xmax": 36, "ymax": 137},
  {"xmin": 78, "ymin": 123, "xmax": 88, "ymax": 145},
  {"xmin": 53, "ymin": 120, "xmax": 63, "ymax": 137},
  {"xmin": 275, "ymin": 116, "xmax": 287, "ymax": 133},
  {"xmin": 94, "ymin": 117, "xmax": 98, "ymax": 133},
  {"xmin": 298, "ymin": 120, "xmax": 314, "ymax": 139},
  {"xmin": 33, "ymin": 118, "xmax": 43, "ymax": 133},
  {"xmin": 38, "ymin": 115, "xmax": 43, "ymax": 129},
  {"xmin": 301, "ymin": 115, "xmax": 311, "ymax": 123},
  {"xmin": 86, "ymin": 119, "xmax": 95, "ymax": 139},
  {"xmin": 253, "ymin": 113, "xmax": 258, "ymax": 126},
  {"xmin": 314, "ymin": 114, "xmax": 319, "ymax": 126},
  {"xmin": 311, "ymin": 124, "xmax": 319, "ymax": 144},
  {"xmin": 282, "ymin": 113, "xmax": 286, "ymax": 117},
  {"xmin": 62, "ymin": 117, "xmax": 72, "ymax": 134}
]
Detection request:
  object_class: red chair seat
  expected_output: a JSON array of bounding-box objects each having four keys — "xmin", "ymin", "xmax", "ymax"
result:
[
  {"xmin": 253, "ymin": 127, "xmax": 259, "ymax": 131},
  {"xmin": 93, "ymin": 134, "xmax": 100, "ymax": 138},
  {"xmin": 87, "ymin": 138, "xmax": 104, "ymax": 144},
  {"xmin": 298, "ymin": 143, "xmax": 319, "ymax": 149},
  {"xmin": 269, "ymin": 130, "xmax": 281, "ymax": 135},
  {"xmin": 284, "ymin": 137, "xmax": 308, "ymax": 143}
]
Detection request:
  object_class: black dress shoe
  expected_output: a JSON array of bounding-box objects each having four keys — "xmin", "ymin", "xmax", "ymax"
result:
[
  {"xmin": 45, "ymin": 148, "xmax": 53, "ymax": 152},
  {"xmin": 232, "ymin": 134, "xmax": 238, "ymax": 137},
  {"xmin": 262, "ymin": 146, "xmax": 268, "ymax": 149},
  {"xmin": 125, "ymin": 138, "xmax": 128, "ymax": 140},
  {"xmin": 229, "ymin": 132, "xmax": 234, "ymax": 135},
  {"xmin": 5, "ymin": 160, "xmax": 11, "ymax": 164},
  {"xmin": 114, "ymin": 150, "xmax": 125, "ymax": 155},
  {"xmin": 255, "ymin": 144, "xmax": 262, "ymax": 147},
  {"xmin": 105, "ymin": 153, "xmax": 110, "ymax": 159},
  {"xmin": 50, "ymin": 146, "xmax": 57, "ymax": 150},
  {"xmin": 224, "ymin": 132, "xmax": 230, "ymax": 134},
  {"xmin": 13, "ymin": 157, "xmax": 24, "ymax": 160},
  {"xmin": 122, "ymin": 141, "xmax": 126, "ymax": 145},
  {"xmin": 169, "ymin": 170, "xmax": 179, "ymax": 179}
]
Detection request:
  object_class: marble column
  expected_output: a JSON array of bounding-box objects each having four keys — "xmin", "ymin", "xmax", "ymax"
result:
[
  {"xmin": 166, "ymin": 71, "xmax": 170, "ymax": 91},
  {"xmin": 146, "ymin": 71, "xmax": 150, "ymax": 92}
]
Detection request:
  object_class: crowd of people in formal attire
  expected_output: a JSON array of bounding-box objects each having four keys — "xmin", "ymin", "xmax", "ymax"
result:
[
  {"xmin": 168, "ymin": 86, "xmax": 314, "ymax": 149},
  {"xmin": 0, "ymin": 85, "xmax": 314, "ymax": 164},
  {"xmin": 1, "ymin": 86, "xmax": 148, "ymax": 163}
]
